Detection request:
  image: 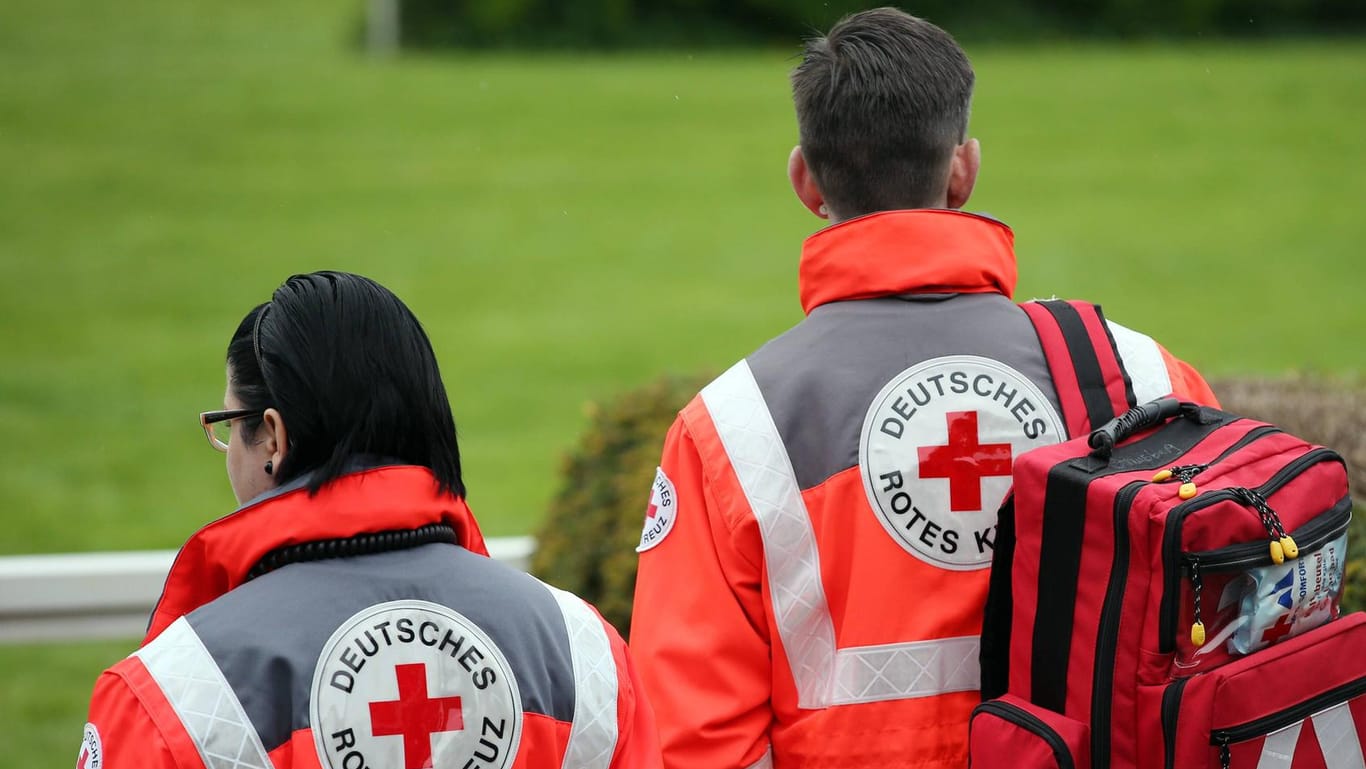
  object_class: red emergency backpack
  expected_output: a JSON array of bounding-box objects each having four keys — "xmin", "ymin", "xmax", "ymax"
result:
[{"xmin": 970, "ymin": 300, "xmax": 1363, "ymax": 769}]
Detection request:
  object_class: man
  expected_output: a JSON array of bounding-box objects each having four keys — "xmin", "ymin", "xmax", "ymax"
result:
[{"xmin": 629, "ymin": 8, "xmax": 1217, "ymax": 769}]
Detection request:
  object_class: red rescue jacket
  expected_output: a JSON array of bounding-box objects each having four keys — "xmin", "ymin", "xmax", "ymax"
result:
[
  {"xmin": 81, "ymin": 465, "xmax": 662, "ymax": 769},
  {"xmin": 631, "ymin": 210, "xmax": 1218, "ymax": 769}
]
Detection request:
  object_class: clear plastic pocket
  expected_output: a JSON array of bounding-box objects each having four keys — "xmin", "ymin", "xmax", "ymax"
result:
[{"xmin": 1173, "ymin": 526, "xmax": 1348, "ymax": 675}]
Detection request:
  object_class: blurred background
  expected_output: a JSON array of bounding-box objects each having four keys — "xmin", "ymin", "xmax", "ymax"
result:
[{"xmin": 1, "ymin": 0, "xmax": 1363, "ymax": 761}]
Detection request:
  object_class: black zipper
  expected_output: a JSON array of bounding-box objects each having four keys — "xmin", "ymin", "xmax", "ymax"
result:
[
  {"xmin": 975, "ymin": 700, "xmax": 1076, "ymax": 769},
  {"xmin": 1182, "ymin": 498, "xmax": 1351, "ymax": 662},
  {"xmin": 1185, "ymin": 496, "xmax": 1352, "ymax": 573},
  {"xmin": 1162, "ymin": 676, "xmax": 1190, "ymax": 769},
  {"xmin": 1089, "ymin": 481, "xmax": 1145, "ymax": 769},
  {"xmin": 1210, "ymin": 675, "xmax": 1366, "ymax": 749},
  {"xmin": 1158, "ymin": 448, "xmax": 1343, "ymax": 652},
  {"xmin": 1152, "ymin": 425, "xmax": 1282, "ymax": 493}
]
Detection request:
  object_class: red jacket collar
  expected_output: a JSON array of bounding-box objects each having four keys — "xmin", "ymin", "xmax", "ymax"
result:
[
  {"xmin": 798, "ymin": 209, "xmax": 1017, "ymax": 314},
  {"xmin": 144, "ymin": 465, "xmax": 488, "ymax": 642}
]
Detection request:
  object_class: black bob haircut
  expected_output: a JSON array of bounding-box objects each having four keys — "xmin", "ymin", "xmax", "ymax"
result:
[{"xmin": 226, "ymin": 271, "xmax": 465, "ymax": 498}]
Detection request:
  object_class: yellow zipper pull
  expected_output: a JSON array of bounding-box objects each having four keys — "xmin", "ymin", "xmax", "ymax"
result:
[
  {"xmin": 1191, "ymin": 620, "xmax": 1207, "ymax": 647},
  {"xmin": 1156, "ymin": 465, "xmax": 1206, "ymax": 499},
  {"xmin": 1280, "ymin": 535, "xmax": 1299, "ymax": 560},
  {"xmin": 1239, "ymin": 487, "xmax": 1292, "ymax": 565},
  {"xmin": 1189, "ymin": 556, "xmax": 1207, "ymax": 647}
]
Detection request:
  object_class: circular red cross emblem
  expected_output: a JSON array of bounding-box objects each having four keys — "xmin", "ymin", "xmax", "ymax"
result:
[
  {"xmin": 860, "ymin": 355, "xmax": 1065, "ymax": 570},
  {"xmin": 311, "ymin": 601, "xmax": 522, "ymax": 769}
]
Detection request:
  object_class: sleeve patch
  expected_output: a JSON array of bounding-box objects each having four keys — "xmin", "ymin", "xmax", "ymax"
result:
[
  {"xmin": 637, "ymin": 467, "xmax": 678, "ymax": 552},
  {"xmin": 77, "ymin": 723, "xmax": 103, "ymax": 769}
]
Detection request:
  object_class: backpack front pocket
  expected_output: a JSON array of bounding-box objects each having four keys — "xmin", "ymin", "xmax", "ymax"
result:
[
  {"xmin": 971, "ymin": 694, "xmax": 1090, "ymax": 769},
  {"xmin": 1166, "ymin": 495, "xmax": 1351, "ymax": 674},
  {"xmin": 1161, "ymin": 613, "xmax": 1366, "ymax": 769}
]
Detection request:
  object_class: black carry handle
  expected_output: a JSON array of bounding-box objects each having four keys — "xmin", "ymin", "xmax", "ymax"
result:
[{"xmin": 1087, "ymin": 397, "xmax": 1186, "ymax": 458}]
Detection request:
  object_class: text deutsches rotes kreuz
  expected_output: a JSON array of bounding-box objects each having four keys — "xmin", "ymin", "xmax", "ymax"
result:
[
  {"xmin": 860, "ymin": 356, "xmax": 1065, "ymax": 570},
  {"xmin": 311, "ymin": 601, "xmax": 521, "ymax": 769}
]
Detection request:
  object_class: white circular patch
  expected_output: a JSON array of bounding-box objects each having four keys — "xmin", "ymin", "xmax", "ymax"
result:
[
  {"xmin": 76, "ymin": 723, "xmax": 102, "ymax": 769},
  {"xmin": 311, "ymin": 600, "xmax": 522, "ymax": 769},
  {"xmin": 859, "ymin": 355, "xmax": 1065, "ymax": 570},
  {"xmin": 636, "ymin": 466, "xmax": 678, "ymax": 552}
]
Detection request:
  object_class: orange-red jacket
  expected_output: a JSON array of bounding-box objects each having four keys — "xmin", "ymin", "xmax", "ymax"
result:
[
  {"xmin": 630, "ymin": 210, "xmax": 1217, "ymax": 769},
  {"xmin": 80, "ymin": 465, "xmax": 661, "ymax": 769}
]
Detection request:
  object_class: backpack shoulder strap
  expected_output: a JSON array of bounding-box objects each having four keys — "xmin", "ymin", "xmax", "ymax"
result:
[
  {"xmin": 981, "ymin": 301, "xmax": 1138, "ymax": 701},
  {"xmin": 1020, "ymin": 299, "xmax": 1137, "ymax": 436}
]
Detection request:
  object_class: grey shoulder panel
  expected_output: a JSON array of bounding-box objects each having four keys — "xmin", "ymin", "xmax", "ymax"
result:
[
  {"xmin": 745, "ymin": 294, "xmax": 1061, "ymax": 490},
  {"xmin": 187, "ymin": 543, "xmax": 576, "ymax": 754}
]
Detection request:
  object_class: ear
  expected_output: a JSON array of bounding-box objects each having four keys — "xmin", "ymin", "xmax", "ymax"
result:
[
  {"xmin": 946, "ymin": 138, "xmax": 981, "ymax": 210},
  {"xmin": 788, "ymin": 145, "xmax": 830, "ymax": 220},
  {"xmin": 261, "ymin": 408, "xmax": 290, "ymax": 469}
]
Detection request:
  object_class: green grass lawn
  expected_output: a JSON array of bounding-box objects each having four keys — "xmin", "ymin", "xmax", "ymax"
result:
[{"xmin": 1, "ymin": 0, "xmax": 1363, "ymax": 762}]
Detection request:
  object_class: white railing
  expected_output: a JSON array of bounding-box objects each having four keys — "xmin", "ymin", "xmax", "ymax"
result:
[{"xmin": 0, "ymin": 536, "xmax": 536, "ymax": 644}]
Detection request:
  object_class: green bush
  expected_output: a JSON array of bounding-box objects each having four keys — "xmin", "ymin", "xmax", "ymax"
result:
[
  {"xmin": 534, "ymin": 374, "xmax": 1366, "ymax": 635},
  {"xmin": 531, "ymin": 373, "xmax": 712, "ymax": 637},
  {"xmin": 1212, "ymin": 377, "xmax": 1366, "ymax": 613},
  {"xmin": 390, "ymin": 0, "xmax": 1366, "ymax": 49}
]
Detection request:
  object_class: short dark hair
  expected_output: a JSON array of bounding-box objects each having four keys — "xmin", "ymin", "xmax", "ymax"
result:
[
  {"xmin": 226, "ymin": 271, "xmax": 465, "ymax": 498},
  {"xmin": 791, "ymin": 8, "xmax": 975, "ymax": 217}
]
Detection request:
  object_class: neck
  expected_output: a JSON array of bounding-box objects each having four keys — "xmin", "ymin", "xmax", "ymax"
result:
[{"xmin": 826, "ymin": 199, "xmax": 952, "ymax": 226}]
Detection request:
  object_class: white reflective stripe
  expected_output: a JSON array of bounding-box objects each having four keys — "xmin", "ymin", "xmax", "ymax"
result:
[
  {"xmin": 1312, "ymin": 702, "xmax": 1366, "ymax": 769},
  {"xmin": 702, "ymin": 361, "xmax": 836, "ymax": 708},
  {"xmin": 701, "ymin": 362, "xmax": 982, "ymax": 708},
  {"xmin": 743, "ymin": 746, "xmax": 774, "ymax": 769},
  {"xmin": 830, "ymin": 636, "xmax": 981, "ymax": 705},
  {"xmin": 134, "ymin": 617, "xmax": 274, "ymax": 769},
  {"xmin": 545, "ymin": 583, "xmax": 619, "ymax": 769},
  {"xmin": 1256, "ymin": 720, "xmax": 1304, "ymax": 769},
  {"xmin": 1106, "ymin": 321, "xmax": 1172, "ymax": 404}
]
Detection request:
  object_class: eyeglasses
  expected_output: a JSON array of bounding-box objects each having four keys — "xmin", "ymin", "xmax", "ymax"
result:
[{"xmin": 199, "ymin": 409, "xmax": 264, "ymax": 452}]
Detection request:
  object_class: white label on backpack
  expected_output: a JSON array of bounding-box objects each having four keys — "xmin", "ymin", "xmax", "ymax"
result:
[{"xmin": 859, "ymin": 355, "xmax": 1065, "ymax": 570}]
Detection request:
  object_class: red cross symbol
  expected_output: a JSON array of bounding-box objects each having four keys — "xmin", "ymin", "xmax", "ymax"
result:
[
  {"xmin": 77, "ymin": 747, "xmax": 90, "ymax": 769},
  {"xmin": 369, "ymin": 662, "xmax": 464, "ymax": 769},
  {"xmin": 645, "ymin": 496, "xmax": 659, "ymax": 520},
  {"xmin": 917, "ymin": 411, "xmax": 1014, "ymax": 512},
  {"xmin": 1261, "ymin": 613, "xmax": 1296, "ymax": 645}
]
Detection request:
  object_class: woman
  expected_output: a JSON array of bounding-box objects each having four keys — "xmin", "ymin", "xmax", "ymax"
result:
[{"xmin": 79, "ymin": 272, "xmax": 661, "ymax": 769}]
